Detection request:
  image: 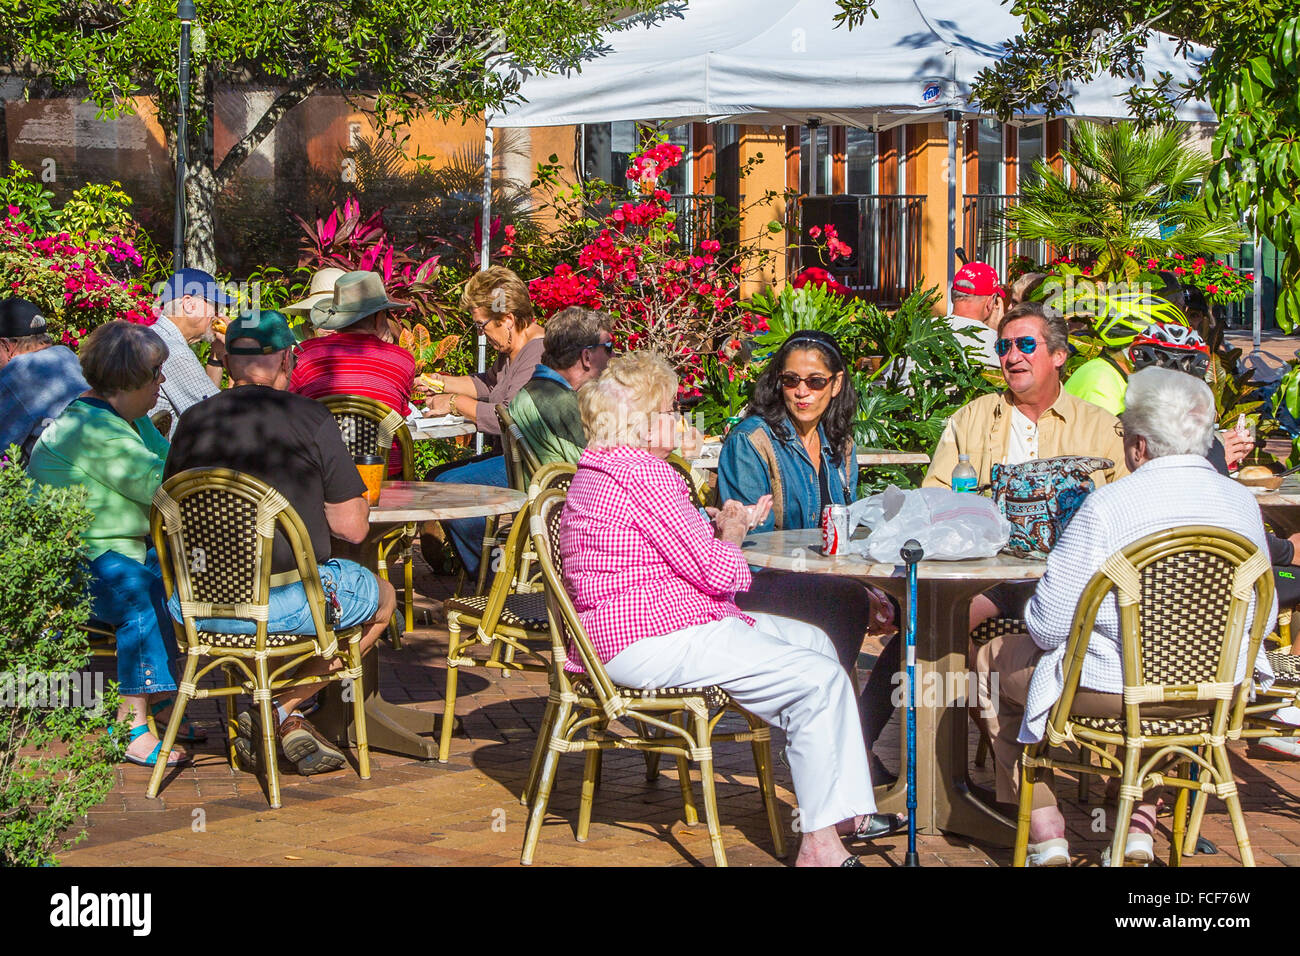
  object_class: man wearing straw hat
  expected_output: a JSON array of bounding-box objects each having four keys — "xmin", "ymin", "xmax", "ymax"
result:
[
  {"xmin": 291, "ymin": 270, "xmax": 415, "ymax": 476},
  {"xmin": 281, "ymin": 268, "xmax": 347, "ymax": 331}
]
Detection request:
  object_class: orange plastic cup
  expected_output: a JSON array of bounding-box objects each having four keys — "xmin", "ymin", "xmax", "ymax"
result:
[{"xmin": 355, "ymin": 454, "xmax": 385, "ymax": 506}]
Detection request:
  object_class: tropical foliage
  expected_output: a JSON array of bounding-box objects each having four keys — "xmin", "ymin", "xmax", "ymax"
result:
[
  {"xmin": 0, "ymin": 0, "xmax": 661, "ymax": 271},
  {"xmin": 0, "ymin": 452, "xmax": 123, "ymax": 866},
  {"xmin": 1001, "ymin": 123, "xmax": 1245, "ymax": 283}
]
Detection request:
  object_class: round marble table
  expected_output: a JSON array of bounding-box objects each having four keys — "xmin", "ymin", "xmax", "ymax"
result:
[
  {"xmin": 741, "ymin": 527, "xmax": 1045, "ymax": 844},
  {"xmin": 369, "ymin": 481, "xmax": 524, "ymax": 523},
  {"xmin": 315, "ymin": 482, "xmax": 526, "ymax": 761}
]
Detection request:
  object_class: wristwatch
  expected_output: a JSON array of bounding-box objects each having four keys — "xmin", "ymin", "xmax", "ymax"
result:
[
  {"xmin": 448, "ymin": 394, "xmax": 459, "ymax": 416},
  {"xmin": 206, "ymin": 354, "xmax": 223, "ymax": 368}
]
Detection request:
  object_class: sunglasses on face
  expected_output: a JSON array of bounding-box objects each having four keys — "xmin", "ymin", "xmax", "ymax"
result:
[
  {"xmin": 994, "ymin": 336, "xmax": 1039, "ymax": 357},
  {"xmin": 150, "ymin": 364, "xmax": 164, "ymax": 381},
  {"xmin": 586, "ymin": 340, "xmax": 616, "ymax": 355},
  {"xmin": 778, "ymin": 372, "xmax": 833, "ymax": 391}
]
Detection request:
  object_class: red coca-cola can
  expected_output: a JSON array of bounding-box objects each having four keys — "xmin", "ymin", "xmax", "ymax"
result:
[{"xmin": 821, "ymin": 504, "xmax": 850, "ymax": 555}]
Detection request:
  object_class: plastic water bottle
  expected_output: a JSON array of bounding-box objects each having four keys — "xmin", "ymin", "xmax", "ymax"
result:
[{"xmin": 952, "ymin": 454, "xmax": 977, "ymax": 493}]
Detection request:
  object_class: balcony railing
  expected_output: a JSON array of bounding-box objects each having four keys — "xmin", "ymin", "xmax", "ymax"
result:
[
  {"xmin": 961, "ymin": 193, "xmax": 1048, "ymax": 279},
  {"xmin": 794, "ymin": 194, "xmax": 926, "ymax": 303}
]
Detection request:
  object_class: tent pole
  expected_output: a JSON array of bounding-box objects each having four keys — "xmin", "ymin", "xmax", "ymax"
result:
[
  {"xmin": 477, "ymin": 122, "xmax": 493, "ymax": 456},
  {"xmin": 946, "ymin": 110, "xmax": 959, "ymax": 312},
  {"xmin": 1253, "ymin": 230, "xmax": 1262, "ymax": 351}
]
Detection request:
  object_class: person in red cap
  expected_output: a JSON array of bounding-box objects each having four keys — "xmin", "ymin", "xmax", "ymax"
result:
[{"xmin": 946, "ymin": 261, "xmax": 1005, "ymax": 368}]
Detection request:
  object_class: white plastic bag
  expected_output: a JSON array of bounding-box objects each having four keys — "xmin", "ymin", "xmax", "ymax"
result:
[{"xmin": 846, "ymin": 485, "xmax": 1010, "ymax": 562}]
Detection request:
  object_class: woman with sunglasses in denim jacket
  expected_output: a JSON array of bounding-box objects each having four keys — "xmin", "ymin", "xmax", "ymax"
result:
[{"xmin": 718, "ymin": 331, "xmax": 907, "ymax": 802}]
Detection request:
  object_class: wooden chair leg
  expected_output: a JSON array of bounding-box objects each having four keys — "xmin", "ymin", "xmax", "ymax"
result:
[
  {"xmin": 255, "ymin": 659, "xmax": 282, "ymax": 810},
  {"xmin": 521, "ymin": 701, "xmax": 570, "ymax": 865},
  {"xmin": 348, "ymin": 637, "xmax": 370, "ymax": 780},
  {"xmin": 147, "ymin": 653, "xmax": 199, "ymax": 799},
  {"xmin": 522, "ymin": 694, "xmax": 559, "ymax": 806},
  {"xmin": 745, "ymin": 712, "xmax": 786, "ymax": 858},
  {"xmin": 577, "ymin": 725, "xmax": 605, "ymax": 842},
  {"xmin": 692, "ymin": 708, "xmax": 726, "ymax": 866},
  {"xmin": 1212, "ymin": 742, "xmax": 1255, "ymax": 866},
  {"xmin": 439, "ymin": 612, "xmax": 466, "ymax": 763},
  {"xmin": 1108, "ymin": 747, "xmax": 1142, "ymax": 868},
  {"xmin": 674, "ymin": 712, "xmax": 699, "ymax": 826},
  {"xmin": 1012, "ymin": 748, "xmax": 1037, "ymax": 867}
]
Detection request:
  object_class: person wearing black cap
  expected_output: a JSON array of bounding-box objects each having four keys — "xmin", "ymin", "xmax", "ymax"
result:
[
  {"xmin": 148, "ymin": 267, "xmax": 234, "ymax": 434},
  {"xmin": 165, "ymin": 310, "xmax": 396, "ymax": 775},
  {"xmin": 0, "ymin": 296, "xmax": 89, "ymax": 463}
]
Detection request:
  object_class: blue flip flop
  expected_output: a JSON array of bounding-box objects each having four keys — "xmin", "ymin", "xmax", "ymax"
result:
[
  {"xmin": 122, "ymin": 724, "xmax": 190, "ymax": 768},
  {"xmin": 149, "ymin": 700, "xmax": 208, "ymax": 743}
]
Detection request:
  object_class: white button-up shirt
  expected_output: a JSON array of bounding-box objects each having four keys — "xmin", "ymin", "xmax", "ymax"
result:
[{"xmin": 1020, "ymin": 454, "xmax": 1276, "ymax": 742}]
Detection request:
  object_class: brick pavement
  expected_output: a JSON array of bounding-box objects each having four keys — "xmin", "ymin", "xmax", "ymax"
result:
[{"xmin": 59, "ymin": 555, "xmax": 1300, "ymax": 868}]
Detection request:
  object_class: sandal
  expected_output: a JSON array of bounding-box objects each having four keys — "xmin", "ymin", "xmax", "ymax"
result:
[
  {"xmin": 150, "ymin": 699, "xmax": 208, "ymax": 743},
  {"xmin": 847, "ymin": 813, "xmax": 906, "ymax": 841},
  {"xmin": 122, "ymin": 725, "xmax": 190, "ymax": 768},
  {"xmin": 840, "ymin": 856, "xmax": 866, "ymax": 867},
  {"xmin": 1026, "ymin": 837, "xmax": 1070, "ymax": 867}
]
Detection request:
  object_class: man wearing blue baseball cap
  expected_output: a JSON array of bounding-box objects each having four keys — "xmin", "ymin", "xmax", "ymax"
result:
[
  {"xmin": 0, "ymin": 296, "xmax": 89, "ymax": 463},
  {"xmin": 148, "ymin": 267, "xmax": 234, "ymax": 434}
]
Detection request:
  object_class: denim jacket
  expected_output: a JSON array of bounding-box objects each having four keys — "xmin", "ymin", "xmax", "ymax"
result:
[{"xmin": 717, "ymin": 414, "xmax": 855, "ymax": 534}]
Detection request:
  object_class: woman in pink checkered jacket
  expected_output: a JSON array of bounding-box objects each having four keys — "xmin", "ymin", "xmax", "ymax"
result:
[{"xmin": 560, "ymin": 352, "xmax": 893, "ymax": 866}]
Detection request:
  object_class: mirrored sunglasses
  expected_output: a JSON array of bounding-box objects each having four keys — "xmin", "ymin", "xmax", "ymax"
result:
[{"xmin": 994, "ymin": 335, "xmax": 1039, "ymax": 357}]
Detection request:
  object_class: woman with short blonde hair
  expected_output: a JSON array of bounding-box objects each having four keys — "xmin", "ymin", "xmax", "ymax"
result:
[
  {"xmin": 579, "ymin": 350, "xmax": 677, "ymax": 450},
  {"xmin": 560, "ymin": 352, "xmax": 886, "ymax": 866}
]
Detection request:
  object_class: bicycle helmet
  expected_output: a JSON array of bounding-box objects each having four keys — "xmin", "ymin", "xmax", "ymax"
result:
[
  {"xmin": 1128, "ymin": 322, "xmax": 1211, "ymax": 378},
  {"xmin": 1083, "ymin": 290, "xmax": 1190, "ymax": 347}
]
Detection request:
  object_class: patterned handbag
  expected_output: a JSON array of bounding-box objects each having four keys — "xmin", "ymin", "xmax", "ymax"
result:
[{"xmin": 991, "ymin": 455, "xmax": 1114, "ymax": 559}]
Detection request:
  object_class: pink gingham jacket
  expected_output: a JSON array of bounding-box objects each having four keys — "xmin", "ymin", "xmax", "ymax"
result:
[{"xmin": 559, "ymin": 445, "xmax": 753, "ymax": 671}]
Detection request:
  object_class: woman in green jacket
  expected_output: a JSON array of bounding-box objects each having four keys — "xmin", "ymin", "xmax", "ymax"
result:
[{"xmin": 29, "ymin": 321, "xmax": 191, "ymax": 767}]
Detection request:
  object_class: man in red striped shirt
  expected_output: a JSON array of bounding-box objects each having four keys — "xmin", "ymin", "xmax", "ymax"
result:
[{"xmin": 291, "ymin": 271, "xmax": 415, "ymax": 475}]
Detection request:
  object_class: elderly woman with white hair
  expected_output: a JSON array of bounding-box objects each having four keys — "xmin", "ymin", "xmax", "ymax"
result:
[
  {"xmin": 973, "ymin": 366, "xmax": 1276, "ymax": 866},
  {"xmin": 560, "ymin": 352, "xmax": 885, "ymax": 866}
]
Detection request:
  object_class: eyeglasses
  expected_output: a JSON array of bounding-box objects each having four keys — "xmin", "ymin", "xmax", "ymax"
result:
[
  {"xmin": 778, "ymin": 372, "xmax": 833, "ymax": 391},
  {"xmin": 994, "ymin": 336, "xmax": 1040, "ymax": 357},
  {"xmin": 150, "ymin": 364, "xmax": 164, "ymax": 381},
  {"xmin": 585, "ymin": 340, "xmax": 616, "ymax": 355},
  {"xmin": 472, "ymin": 318, "xmax": 493, "ymax": 334}
]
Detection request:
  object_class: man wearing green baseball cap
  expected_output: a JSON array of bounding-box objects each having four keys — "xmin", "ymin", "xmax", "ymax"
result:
[{"xmin": 165, "ymin": 310, "xmax": 396, "ymax": 775}]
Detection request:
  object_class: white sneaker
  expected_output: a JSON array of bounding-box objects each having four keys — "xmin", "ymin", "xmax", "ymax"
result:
[
  {"xmin": 1101, "ymin": 831, "xmax": 1154, "ymax": 866},
  {"xmin": 1259, "ymin": 735, "xmax": 1300, "ymax": 759},
  {"xmin": 1026, "ymin": 837, "xmax": 1070, "ymax": 866}
]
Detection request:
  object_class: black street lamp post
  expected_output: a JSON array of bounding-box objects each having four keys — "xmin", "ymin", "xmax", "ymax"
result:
[{"xmin": 173, "ymin": 0, "xmax": 196, "ymax": 270}]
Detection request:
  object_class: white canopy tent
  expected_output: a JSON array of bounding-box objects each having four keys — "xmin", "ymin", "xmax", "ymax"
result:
[
  {"xmin": 489, "ymin": 0, "xmax": 1213, "ymax": 130},
  {"xmin": 480, "ymin": 0, "xmax": 1217, "ymax": 318}
]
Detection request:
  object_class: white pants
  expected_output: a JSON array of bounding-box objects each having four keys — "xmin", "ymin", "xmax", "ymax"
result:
[{"xmin": 604, "ymin": 612, "xmax": 876, "ymax": 833}]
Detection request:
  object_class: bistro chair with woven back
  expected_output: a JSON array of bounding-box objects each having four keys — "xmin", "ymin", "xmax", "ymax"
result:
[
  {"xmin": 148, "ymin": 468, "xmax": 371, "ymax": 809},
  {"xmin": 1012, "ymin": 526, "xmax": 1274, "ymax": 868},
  {"xmin": 318, "ymin": 394, "xmax": 415, "ymax": 646},
  {"xmin": 520, "ymin": 487, "xmax": 786, "ymax": 867},
  {"xmin": 433, "ymin": 457, "xmax": 577, "ymax": 763}
]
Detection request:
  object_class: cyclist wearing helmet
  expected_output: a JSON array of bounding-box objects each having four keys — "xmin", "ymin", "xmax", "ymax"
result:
[{"xmin": 1063, "ymin": 290, "xmax": 1192, "ymax": 416}]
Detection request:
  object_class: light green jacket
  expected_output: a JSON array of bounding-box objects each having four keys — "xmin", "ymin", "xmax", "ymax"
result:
[{"xmin": 28, "ymin": 398, "xmax": 169, "ymax": 563}]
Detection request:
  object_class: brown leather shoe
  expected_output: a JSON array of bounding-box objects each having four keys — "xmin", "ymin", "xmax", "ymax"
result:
[{"xmin": 278, "ymin": 714, "xmax": 346, "ymax": 773}]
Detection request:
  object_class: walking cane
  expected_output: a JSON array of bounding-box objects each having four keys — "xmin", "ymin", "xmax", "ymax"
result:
[{"xmin": 900, "ymin": 538, "xmax": 924, "ymax": 868}]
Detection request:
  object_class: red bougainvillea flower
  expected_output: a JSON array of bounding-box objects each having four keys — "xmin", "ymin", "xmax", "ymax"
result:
[
  {"xmin": 1206, "ymin": 284, "xmax": 1219, "ymax": 294},
  {"xmin": 1146, "ymin": 258, "xmax": 1159, "ymax": 269},
  {"xmin": 1173, "ymin": 266, "xmax": 1186, "ymax": 275}
]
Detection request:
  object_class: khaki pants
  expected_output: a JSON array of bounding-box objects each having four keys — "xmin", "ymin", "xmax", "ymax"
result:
[{"xmin": 973, "ymin": 632, "xmax": 1204, "ymax": 810}]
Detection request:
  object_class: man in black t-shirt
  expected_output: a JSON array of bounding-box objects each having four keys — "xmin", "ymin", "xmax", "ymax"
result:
[{"xmin": 166, "ymin": 310, "xmax": 396, "ymax": 775}]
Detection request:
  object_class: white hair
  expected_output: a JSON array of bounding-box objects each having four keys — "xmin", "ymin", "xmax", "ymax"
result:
[{"xmin": 1121, "ymin": 366, "xmax": 1215, "ymax": 458}]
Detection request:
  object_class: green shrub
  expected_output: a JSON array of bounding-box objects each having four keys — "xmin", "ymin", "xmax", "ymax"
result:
[{"xmin": 0, "ymin": 448, "xmax": 123, "ymax": 866}]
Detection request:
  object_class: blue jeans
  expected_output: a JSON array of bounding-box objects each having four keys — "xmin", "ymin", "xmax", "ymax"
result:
[
  {"xmin": 167, "ymin": 559, "xmax": 379, "ymax": 635},
  {"xmin": 88, "ymin": 549, "xmax": 179, "ymax": 696},
  {"xmin": 435, "ymin": 454, "xmax": 509, "ymax": 576}
]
